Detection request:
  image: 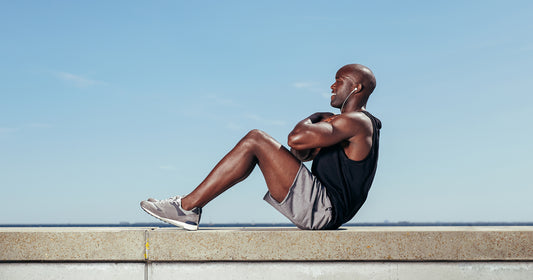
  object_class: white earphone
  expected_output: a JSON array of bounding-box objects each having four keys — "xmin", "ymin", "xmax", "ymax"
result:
[{"xmin": 340, "ymin": 87, "xmax": 357, "ymax": 111}]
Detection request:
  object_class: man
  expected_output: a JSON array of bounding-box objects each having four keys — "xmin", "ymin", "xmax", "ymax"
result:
[{"xmin": 140, "ymin": 64, "xmax": 381, "ymax": 230}]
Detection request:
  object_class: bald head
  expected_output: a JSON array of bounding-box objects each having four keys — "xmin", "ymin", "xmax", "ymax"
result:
[{"xmin": 337, "ymin": 64, "xmax": 376, "ymax": 96}]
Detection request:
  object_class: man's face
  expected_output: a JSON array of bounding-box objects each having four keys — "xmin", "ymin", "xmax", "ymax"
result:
[{"xmin": 330, "ymin": 69, "xmax": 356, "ymax": 108}]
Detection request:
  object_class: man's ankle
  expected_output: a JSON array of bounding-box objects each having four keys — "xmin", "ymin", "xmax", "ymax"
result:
[{"xmin": 180, "ymin": 196, "xmax": 195, "ymax": 211}]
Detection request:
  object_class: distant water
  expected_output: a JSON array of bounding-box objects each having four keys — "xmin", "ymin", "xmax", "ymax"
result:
[{"xmin": 1, "ymin": 222, "xmax": 532, "ymax": 227}]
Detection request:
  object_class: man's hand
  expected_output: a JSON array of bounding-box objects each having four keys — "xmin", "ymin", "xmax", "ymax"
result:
[
  {"xmin": 321, "ymin": 114, "xmax": 339, "ymax": 123},
  {"xmin": 308, "ymin": 112, "xmax": 335, "ymax": 123}
]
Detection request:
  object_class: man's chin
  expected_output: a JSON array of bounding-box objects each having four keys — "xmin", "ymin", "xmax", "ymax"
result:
[{"xmin": 330, "ymin": 101, "xmax": 341, "ymax": 109}]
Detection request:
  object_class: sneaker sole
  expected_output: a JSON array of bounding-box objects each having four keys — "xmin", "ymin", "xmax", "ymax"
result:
[{"xmin": 140, "ymin": 204, "xmax": 199, "ymax": 231}]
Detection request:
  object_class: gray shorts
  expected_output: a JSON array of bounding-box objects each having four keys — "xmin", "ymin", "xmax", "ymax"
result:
[{"xmin": 263, "ymin": 163, "xmax": 333, "ymax": 230}]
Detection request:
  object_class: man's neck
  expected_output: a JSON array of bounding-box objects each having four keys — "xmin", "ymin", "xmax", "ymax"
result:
[{"xmin": 341, "ymin": 105, "xmax": 366, "ymax": 114}]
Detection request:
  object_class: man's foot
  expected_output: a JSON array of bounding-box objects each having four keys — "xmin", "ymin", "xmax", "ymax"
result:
[{"xmin": 140, "ymin": 196, "xmax": 202, "ymax": 231}]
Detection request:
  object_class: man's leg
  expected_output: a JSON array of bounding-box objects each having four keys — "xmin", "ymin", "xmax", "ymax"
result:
[{"xmin": 181, "ymin": 129, "xmax": 301, "ymax": 210}]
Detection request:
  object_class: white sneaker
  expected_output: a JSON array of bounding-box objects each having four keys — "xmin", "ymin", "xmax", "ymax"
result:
[{"xmin": 140, "ymin": 196, "xmax": 202, "ymax": 230}]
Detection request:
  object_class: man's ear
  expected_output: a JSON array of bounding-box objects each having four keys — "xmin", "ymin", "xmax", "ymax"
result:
[{"xmin": 353, "ymin": 83, "xmax": 363, "ymax": 93}]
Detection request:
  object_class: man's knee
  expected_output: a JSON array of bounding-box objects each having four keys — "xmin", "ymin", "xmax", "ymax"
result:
[
  {"xmin": 241, "ymin": 129, "xmax": 274, "ymax": 149},
  {"xmin": 245, "ymin": 129, "xmax": 268, "ymax": 140}
]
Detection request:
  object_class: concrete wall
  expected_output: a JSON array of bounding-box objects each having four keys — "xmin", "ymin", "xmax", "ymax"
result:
[
  {"xmin": 2, "ymin": 262, "xmax": 533, "ymax": 280},
  {"xmin": 1, "ymin": 226, "xmax": 532, "ymax": 279}
]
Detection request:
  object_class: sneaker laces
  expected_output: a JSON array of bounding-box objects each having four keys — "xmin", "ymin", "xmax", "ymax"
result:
[
  {"xmin": 154, "ymin": 196, "xmax": 182, "ymax": 208},
  {"xmin": 162, "ymin": 195, "xmax": 182, "ymax": 203},
  {"xmin": 158, "ymin": 195, "xmax": 199, "ymax": 213}
]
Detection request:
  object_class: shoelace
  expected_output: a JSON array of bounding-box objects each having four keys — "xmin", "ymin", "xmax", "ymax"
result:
[
  {"xmin": 152, "ymin": 195, "xmax": 180, "ymax": 206},
  {"xmin": 167, "ymin": 195, "xmax": 182, "ymax": 202}
]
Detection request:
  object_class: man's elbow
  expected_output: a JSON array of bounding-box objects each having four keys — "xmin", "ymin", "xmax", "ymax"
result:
[
  {"xmin": 287, "ymin": 132, "xmax": 302, "ymax": 149},
  {"xmin": 288, "ymin": 131, "xmax": 309, "ymax": 150},
  {"xmin": 287, "ymin": 133, "xmax": 297, "ymax": 148}
]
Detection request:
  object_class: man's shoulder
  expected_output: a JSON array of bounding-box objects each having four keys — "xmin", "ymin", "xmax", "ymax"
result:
[
  {"xmin": 338, "ymin": 111, "xmax": 373, "ymax": 129},
  {"xmin": 335, "ymin": 111, "xmax": 375, "ymax": 160}
]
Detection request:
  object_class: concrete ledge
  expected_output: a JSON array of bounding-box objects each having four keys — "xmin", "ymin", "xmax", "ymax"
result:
[
  {"xmin": 0, "ymin": 227, "xmax": 146, "ymax": 261},
  {"xmin": 1, "ymin": 226, "xmax": 532, "ymax": 262}
]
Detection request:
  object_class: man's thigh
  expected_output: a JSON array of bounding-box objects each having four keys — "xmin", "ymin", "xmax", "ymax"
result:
[
  {"xmin": 264, "ymin": 164, "xmax": 333, "ymax": 230},
  {"xmin": 250, "ymin": 130, "xmax": 301, "ymax": 202}
]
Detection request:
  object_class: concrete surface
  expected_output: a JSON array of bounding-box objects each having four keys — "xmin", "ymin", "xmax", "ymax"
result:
[
  {"xmin": 0, "ymin": 227, "xmax": 146, "ymax": 261},
  {"xmin": 0, "ymin": 263, "xmax": 145, "ymax": 280},
  {"xmin": 1, "ymin": 262, "xmax": 532, "ymax": 280},
  {"xmin": 149, "ymin": 226, "xmax": 533, "ymax": 261},
  {"xmin": 1, "ymin": 226, "xmax": 532, "ymax": 261},
  {"xmin": 2, "ymin": 226, "xmax": 532, "ymax": 279}
]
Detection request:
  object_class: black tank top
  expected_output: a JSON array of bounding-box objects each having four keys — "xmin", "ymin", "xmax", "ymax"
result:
[{"xmin": 311, "ymin": 111, "xmax": 381, "ymax": 229}]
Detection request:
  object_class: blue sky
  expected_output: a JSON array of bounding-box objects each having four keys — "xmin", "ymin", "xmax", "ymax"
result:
[{"xmin": 1, "ymin": 0, "xmax": 532, "ymax": 224}]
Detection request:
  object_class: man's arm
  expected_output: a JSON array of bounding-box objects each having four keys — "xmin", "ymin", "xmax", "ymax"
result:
[
  {"xmin": 288, "ymin": 112, "xmax": 364, "ymax": 151},
  {"xmin": 288, "ymin": 112, "xmax": 334, "ymax": 161}
]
